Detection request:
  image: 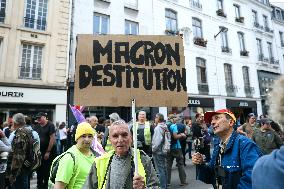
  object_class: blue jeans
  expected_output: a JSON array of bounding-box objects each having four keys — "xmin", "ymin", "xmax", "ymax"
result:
[
  {"xmin": 10, "ymin": 174, "xmax": 28, "ymax": 189},
  {"xmin": 185, "ymin": 141, "xmax": 192, "ymax": 158},
  {"xmin": 153, "ymin": 154, "xmax": 167, "ymax": 189}
]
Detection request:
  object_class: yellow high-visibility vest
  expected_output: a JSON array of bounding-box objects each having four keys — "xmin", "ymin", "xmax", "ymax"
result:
[
  {"xmin": 135, "ymin": 121, "xmax": 151, "ymax": 145},
  {"xmin": 95, "ymin": 150, "xmax": 146, "ymax": 189}
]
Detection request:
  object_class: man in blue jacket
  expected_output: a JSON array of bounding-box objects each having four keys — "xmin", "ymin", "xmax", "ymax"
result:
[{"xmin": 192, "ymin": 109, "xmax": 262, "ymax": 189}]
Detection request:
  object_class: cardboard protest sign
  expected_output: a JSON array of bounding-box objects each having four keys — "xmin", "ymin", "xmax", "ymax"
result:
[{"xmin": 74, "ymin": 34, "xmax": 187, "ymax": 107}]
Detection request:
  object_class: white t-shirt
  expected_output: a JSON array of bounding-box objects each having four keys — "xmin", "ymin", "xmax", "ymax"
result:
[{"xmin": 59, "ymin": 127, "xmax": 67, "ymax": 140}]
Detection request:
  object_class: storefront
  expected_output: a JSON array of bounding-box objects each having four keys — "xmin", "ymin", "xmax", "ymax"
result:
[
  {"xmin": 167, "ymin": 97, "xmax": 215, "ymax": 121},
  {"xmin": 226, "ymin": 99, "xmax": 257, "ymax": 124},
  {"xmin": 0, "ymin": 86, "xmax": 67, "ymax": 124}
]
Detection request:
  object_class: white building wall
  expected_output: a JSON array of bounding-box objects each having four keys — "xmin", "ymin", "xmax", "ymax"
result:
[{"xmin": 71, "ymin": 0, "xmax": 284, "ymax": 117}]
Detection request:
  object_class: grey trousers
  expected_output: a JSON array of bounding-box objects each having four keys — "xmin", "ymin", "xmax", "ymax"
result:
[{"xmin": 166, "ymin": 148, "xmax": 187, "ymax": 184}]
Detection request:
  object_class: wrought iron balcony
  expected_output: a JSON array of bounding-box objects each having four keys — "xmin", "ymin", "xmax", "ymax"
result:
[
  {"xmin": 235, "ymin": 17, "xmax": 244, "ymax": 23},
  {"xmin": 216, "ymin": 9, "xmax": 227, "ymax": 18},
  {"xmin": 165, "ymin": 29, "xmax": 178, "ymax": 36},
  {"xmin": 264, "ymin": 26, "xmax": 273, "ymax": 33},
  {"xmin": 270, "ymin": 57, "xmax": 279, "ymax": 65},
  {"xmin": 198, "ymin": 83, "xmax": 209, "ymax": 95},
  {"xmin": 244, "ymin": 86, "xmax": 255, "ymax": 98},
  {"xmin": 240, "ymin": 50, "xmax": 249, "ymax": 57},
  {"xmin": 193, "ymin": 37, "xmax": 207, "ymax": 47},
  {"xmin": 190, "ymin": 0, "xmax": 202, "ymax": 9},
  {"xmin": 226, "ymin": 85, "xmax": 238, "ymax": 97},
  {"xmin": 254, "ymin": 22, "xmax": 263, "ymax": 30},
  {"xmin": 221, "ymin": 46, "xmax": 232, "ymax": 53},
  {"xmin": 256, "ymin": 0, "xmax": 270, "ymax": 6}
]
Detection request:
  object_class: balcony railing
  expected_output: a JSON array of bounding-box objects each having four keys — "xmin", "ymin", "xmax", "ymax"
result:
[
  {"xmin": 270, "ymin": 57, "xmax": 279, "ymax": 65},
  {"xmin": 256, "ymin": 0, "xmax": 270, "ymax": 6},
  {"xmin": 216, "ymin": 9, "xmax": 226, "ymax": 18},
  {"xmin": 190, "ymin": 0, "xmax": 202, "ymax": 10},
  {"xmin": 244, "ymin": 86, "xmax": 255, "ymax": 98},
  {"xmin": 264, "ymin": 26, "xmax": 274, "ymax": 33},
  {"xmin": 235, "ymin": 17, "xmax": 244, "ymax": 23},
  {"xmin": 24, "ymin": 17, "xmax": 47, "ymax": 31},
  {"xmin": 254, "ymin": 22, "xmax": 263, "ymax": 30},
  {"xmin": 240, "ymin": 50, "xmax": 249, "ymax": 56},
  {"xmin": 165, "ymin": 29, "xmax": 178, "ymax": 36},
  {"xmin": 221, "ymin": 46, "xmax": 232, "ymax": 53},
  {"xmin": 198, "ymin": 83, "xmax": 209, "ymax": 95},
  {"xmin": 18, "ymin": 66, "xmax": 42, "ymax": 80},
  {"xmin": 0, "ymin": 11, "xmax": 5, "ymax": 23},
  {"xmin": 226, "ymin": 84, "xmax": 238, "ymax": 97},
  {"xmin": 194, "ymin": 37, "xmax": 207, "ymax": 47}
]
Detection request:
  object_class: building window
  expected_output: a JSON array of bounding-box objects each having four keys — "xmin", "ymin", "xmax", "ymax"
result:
[
  {"xmin": 224, "ymin": 64, "xmax": 233, "ymax": 86},
  {"xmin": 242, "ymin": 66, "xmax": 250, "ymax": 87},
  {"xmin": 190, "ymin": 0, "xmax": 202, "ymax": 9},
  {"xmin": 256, "ymin": 38, "xmax": 263, "ymax": 60},
  {"xmin": 196, "ymin": 57, "xmax": 208, "ymax": 94},
  {"xmin": 192, "ymin": 17, "xmax": 202, "ymax": 38},
  {"xmin": 24, "ymin": 0, "xmax": 48, "ymax": 31},
  {"xmin": 220, "ymin": 26, "xmax": 228, "ymax": 47},
  {"xmin": 19, "ymin": 44, "xmax": 43, "ymax": 80},
  {"xmin": 165, "ymin": 9, "xmax": 177, "ymax": 33},
  {"xmin": 125, "ymin": 20, "xmax": 138, "ymax": 35},
  {"xmin": 238, "ymin": 32, "xmax": 245, "ymax": 51},
  {"xmin": 252, "ymin": 10, "xmax": 258, "ymax": 24},
  {"xmin": 263, "ymin": 15, "xmax": 268, "ymax": 28},
  {"xmin": 267, "ymin": 42, "xmax": 273, "ymax": 60},
  {"xmin": 280, "ymin": 32, "xmax": 284, "ymax": 47},
  {"xmin": 196, "ymin": 58, "xmax": 207, "ymax": 84},
  {"xmin": 243, "ymin": 66, "xmax": 253, "ymax": 97},
  {"xmin": 217, "ymin": 0, "xmax": 223, "ymax": 10},
  {"xmin": 93, "ymin": 13, "xmax": 109, "ymax": 34},
  {"xmin": 276, "ymin": 9, "xmax": 281, "ymax": 20},
  {"xmin": 0, "ymin": 0, "xmax": 6, "ymax": 23},
  {"xmin": 234, "ymin": 4, "xmax": 240, "ymax": 18},
  {"xmin": 224, "ymin": 63, "xmax": 236, "ymax": 96}
]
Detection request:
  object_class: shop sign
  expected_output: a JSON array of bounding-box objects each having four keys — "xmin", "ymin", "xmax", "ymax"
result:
[
  {"xmin": 188, "ymin": 97, "xmax": 214, "ymax": 107},
  {"xmin": 226, "ymin": 99, "xmax": 257, "ymax": 108},
  {"xmin": 0, "ymin": 91, "xmax": 24, "ymax": 98}
]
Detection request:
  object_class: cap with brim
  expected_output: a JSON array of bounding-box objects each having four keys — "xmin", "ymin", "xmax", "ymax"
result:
[
  {"xmin": 36, "ymin": 112, "xmax": 47, "ymax": 118},
  {"xmin": 204, "ymin": 109, "xmax": 236, "ymax": 124}
]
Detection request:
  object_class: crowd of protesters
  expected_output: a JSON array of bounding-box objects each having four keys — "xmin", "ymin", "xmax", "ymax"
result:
[{"xmin": 0, "ymin": 74, "xmax": 283, "ymax": 189}]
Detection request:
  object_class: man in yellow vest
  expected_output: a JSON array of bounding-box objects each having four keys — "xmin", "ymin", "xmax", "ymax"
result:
[
  {"xmin": 130, "ymin": 111, "xmax": 153, "ymax": 155},
  {"xmin": 83, "ymin": 120, "xmax": 160, "ymax": 189}
]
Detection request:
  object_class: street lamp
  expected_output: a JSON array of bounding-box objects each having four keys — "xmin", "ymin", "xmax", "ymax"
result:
[{"xmin": 214, "ymin": 27, "xmax": 228, "ymax": 39}]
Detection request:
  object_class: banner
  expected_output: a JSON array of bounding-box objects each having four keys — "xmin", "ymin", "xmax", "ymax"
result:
[{"xmin": 74, "ymin": 35, "xmax": 187, "ymax": 107}]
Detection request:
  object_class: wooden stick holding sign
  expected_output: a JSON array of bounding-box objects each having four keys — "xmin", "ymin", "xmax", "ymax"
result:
[{"xmin": 132, "ymin": 99, "xmax": 138, "ymax": 175}]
